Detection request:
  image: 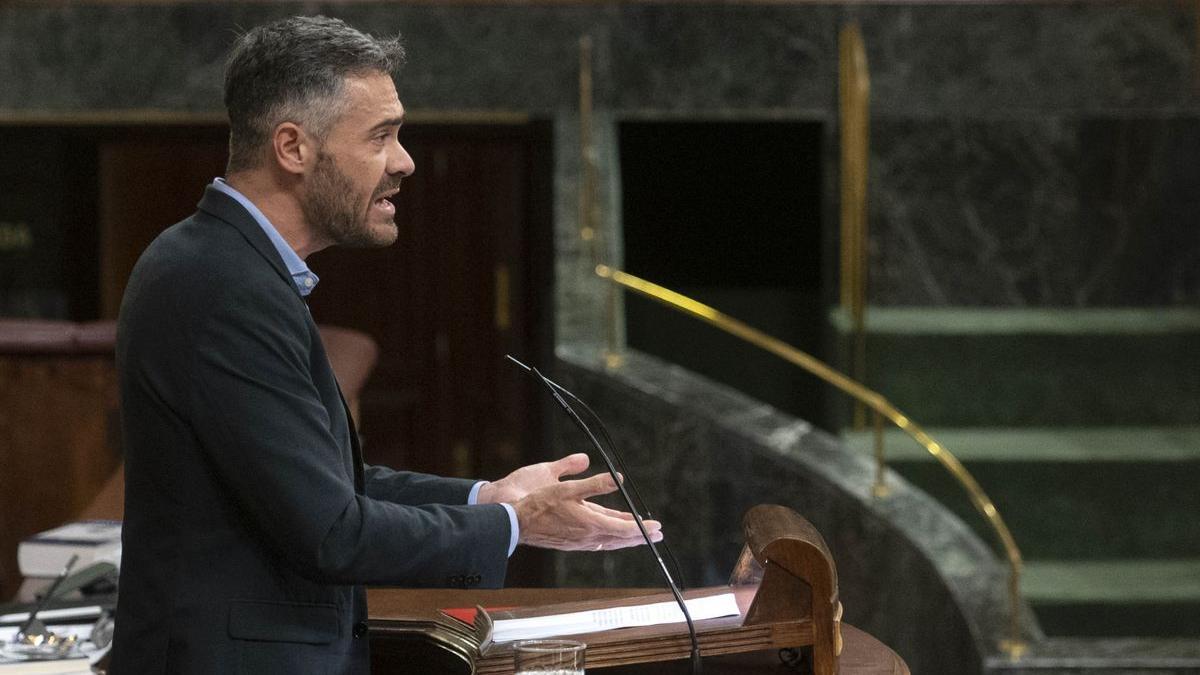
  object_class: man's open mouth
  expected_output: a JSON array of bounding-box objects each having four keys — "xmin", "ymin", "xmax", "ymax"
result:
[{"xmin": 372, "ymin": 187, "xmax": 400, "ymax": 211}]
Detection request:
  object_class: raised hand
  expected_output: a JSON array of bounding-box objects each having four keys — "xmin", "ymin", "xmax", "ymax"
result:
[
  {"xmin": 511, "ymin": 466, "xmax": 663, "ymax": 552},
  {"xmin": 476, "ymin": 452, "xmax": 592, "ymax": 505}
]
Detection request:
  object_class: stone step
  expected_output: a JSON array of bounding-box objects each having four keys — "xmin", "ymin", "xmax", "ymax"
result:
[
  {"xmin": 829, "ymin": 308, "xmax": 1200, "ymax": 427},
  {"xmin": 1024, "ymin": 559, "xmax": 1200, "ymax": 637},
  {"xmin": 844, "ymin": 427, "xmax": 1200, "ymax": 462},
  {"xmin": 842, "ymin": 427, "xmax": 1200, "ymax": 560}
]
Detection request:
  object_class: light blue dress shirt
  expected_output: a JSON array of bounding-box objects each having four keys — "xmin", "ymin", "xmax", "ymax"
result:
[
  {"xmin": 212, "ymin": 178, "xmax": 320, "ymax": 296},
  {"xmin": 210, "ymin": 178, "xmax": 519, "ymax": 556}
]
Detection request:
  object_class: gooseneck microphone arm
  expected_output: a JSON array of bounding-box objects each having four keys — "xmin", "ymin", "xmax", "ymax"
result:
[
  {"xmin": 505, "ymin": 356, "xmax": 689, "ymax": 592},
  {"xmin": 507, "ymin": 356, "xmax": 702, "ymax": 674}
]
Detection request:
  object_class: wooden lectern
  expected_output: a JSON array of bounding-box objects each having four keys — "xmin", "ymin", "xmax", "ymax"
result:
[{"xmin": 368, "ymin": 505, "xmax": 908, "ymax": 674}]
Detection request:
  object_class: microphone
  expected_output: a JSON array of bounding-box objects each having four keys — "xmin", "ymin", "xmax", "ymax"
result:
[
  {"xmin": 507, "ymin": 355, "xmax": 702, "ymax": 674},
  {"xmin": 505, "ymin": 357, "xmax": 688, "ymax": 589}
]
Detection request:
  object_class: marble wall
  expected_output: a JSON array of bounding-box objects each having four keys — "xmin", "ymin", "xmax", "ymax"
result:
[
  {"xmin": 852, "ymin": 4, "xmax": 1199, "ymax": 306},
  {"xmin": 2, "ymin": 2, "xmax": 1196, "ymax": 325},
  {"xmin": 870, "ymin": 116, "xmax": 1200, "ymax": 306}
]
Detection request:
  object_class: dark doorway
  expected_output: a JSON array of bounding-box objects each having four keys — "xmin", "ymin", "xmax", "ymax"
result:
[
  {"xmin": 619, "ymin": 121, "xmax": 828, "ymax": 428},
  {"xmin": 0, "ymin": 124, "xmax": 232, "ymax": 321}
]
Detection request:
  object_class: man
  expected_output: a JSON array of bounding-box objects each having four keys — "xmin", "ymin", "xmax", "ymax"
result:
[{"xmin": 110, "ymin": 16, "xmax": 660, "ymax": 674}]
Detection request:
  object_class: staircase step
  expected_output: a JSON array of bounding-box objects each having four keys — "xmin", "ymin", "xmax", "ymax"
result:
[
  {"xmin": 1024, "ymin": 559, "xmax": 1200, "ymax": 637},
  {"xmin": 1025, "ymin": 560, "xmax": 1200, "ymax": 603},
  {"xmin": 829, "ymin": 308, "xmax": 1200, "ymax": 427},
  {"xmin": 842, "ymin": 427, "xmax": 1200, "ymax": 559},
  {"xmin": 843, "ymin": 426, "xmax": 1200, "ymax": 462}
]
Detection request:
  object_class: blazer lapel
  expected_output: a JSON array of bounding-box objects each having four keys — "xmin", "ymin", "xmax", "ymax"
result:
[
  {"xmin": 201, "ymin": 184, "xmax": 363, "ymax": 492},
  {"xmin": 196, "ymin": 185, "xmax": 299, "ymax": 298}
]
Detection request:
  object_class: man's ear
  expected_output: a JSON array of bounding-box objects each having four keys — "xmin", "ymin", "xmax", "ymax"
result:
[{"xmin": 272, "ymin": 122, "xmax": 315, "ymax": 175}]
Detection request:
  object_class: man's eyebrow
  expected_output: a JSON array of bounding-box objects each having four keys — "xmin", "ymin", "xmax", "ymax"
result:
[{"xmin": 370, "ymin": 116, "xmax": 405, "ymax": 132}]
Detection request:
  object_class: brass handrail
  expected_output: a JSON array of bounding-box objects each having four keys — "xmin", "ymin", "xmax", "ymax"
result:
[{"xmin": 595, "ymin": 263, "xmax": 1028, "ymax": 659}]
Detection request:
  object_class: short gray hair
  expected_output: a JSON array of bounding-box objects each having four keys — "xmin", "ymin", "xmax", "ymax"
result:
[{"xmin": 223, "ymin": 15, "xmax": 405, "ymax": 173}]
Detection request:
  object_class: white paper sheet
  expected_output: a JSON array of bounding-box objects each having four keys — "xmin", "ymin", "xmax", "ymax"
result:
[
  {"xmin": 492, "ymin": 592, "xmax": 740, "ymax": 643},
  {"xmin": 0, "ymin": 606, "xmax": 103, "ymax": 625}
]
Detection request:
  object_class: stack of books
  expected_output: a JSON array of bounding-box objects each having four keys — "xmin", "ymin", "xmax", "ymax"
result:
[{"xmin": 17, "ymin": 522, "xmax": 120, "ymax": 578}]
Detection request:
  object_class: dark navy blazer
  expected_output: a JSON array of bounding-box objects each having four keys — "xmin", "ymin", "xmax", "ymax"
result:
[{"xmin": 110, "ymin": 186, "xmax": 511, "ymax": 674}]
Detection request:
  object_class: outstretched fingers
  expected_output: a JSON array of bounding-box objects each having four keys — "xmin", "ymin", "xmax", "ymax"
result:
[
  {"xmin": 583, "ymin": 529, "xmax": 666, "ymax": 551},
  {"xmin": 561, "ymin": 472, "xmax": 619, "ymax": 501},
  {"xmin": 548, "ymin": 452, "xmax": 590, "ymax": 480},
  {"xmin": 579, "ymin": 500, "xmax": 661, "ymax": 539},
  {"xmin": 514, "ymin": 467, "xmax": 668, "ymax": 552},
  {"xmin": 583, "ymin": 501, "xmax": 636, "ymax": 521},
  {"xmin": 582, "ymin": 502, "xmax": 663, "ymax": 538}
]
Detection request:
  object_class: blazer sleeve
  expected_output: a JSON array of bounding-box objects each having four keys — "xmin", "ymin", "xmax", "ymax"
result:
[
  {"xmin": 186, "ymin": 280, "xmax": 511, "ymax": 587},
  {"xmin": 362, "ymin": 465, "xmax": 478, "ymax": 506}
]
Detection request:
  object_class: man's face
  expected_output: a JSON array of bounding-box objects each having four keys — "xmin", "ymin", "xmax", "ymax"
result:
[{"xmin": 301, "ymin": 72, "xmax": 414, "ymax": 248}]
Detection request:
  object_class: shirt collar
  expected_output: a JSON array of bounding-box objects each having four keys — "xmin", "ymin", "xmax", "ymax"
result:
[{"xmin": 211, "ymin": 178, "xmax": 320, "ymax": 296}]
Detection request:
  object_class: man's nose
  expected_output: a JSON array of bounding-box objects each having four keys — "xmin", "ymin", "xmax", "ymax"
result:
[{"xmin": 390, "ymin": 142, "xmax": 415, "ymax": 177}]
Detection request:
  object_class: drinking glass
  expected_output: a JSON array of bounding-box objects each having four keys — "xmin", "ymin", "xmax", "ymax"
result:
[{"xmin": 513, "ymin": 639, "xmax": 586, "ymax": 674}]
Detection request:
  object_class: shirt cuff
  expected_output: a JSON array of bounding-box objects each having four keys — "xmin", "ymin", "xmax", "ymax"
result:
[
  {"xmin": 467, "ymin": 481, "xmax": 487, "ymax": 505},
  {"xmin": 500, "ymin": 503, "xmax": 520, "ymax": 557},
  {"xmin": 468, "ymin": 482, "xmax": 518, "ymax": 556}
]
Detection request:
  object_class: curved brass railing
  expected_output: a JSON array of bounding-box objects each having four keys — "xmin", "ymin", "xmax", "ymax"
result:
[{"xmin": 595, "ymin": 264, "xmax": 1028, "ymax": 659}]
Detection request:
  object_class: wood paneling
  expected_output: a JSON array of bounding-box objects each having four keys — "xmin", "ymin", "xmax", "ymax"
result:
[
  {"xmin": 0, "ymin": 353, "xmax": 121, "ymax": 598},
  {"xmin": 98, "ymin": 137, "xmax": 229, "ymax": 318}
]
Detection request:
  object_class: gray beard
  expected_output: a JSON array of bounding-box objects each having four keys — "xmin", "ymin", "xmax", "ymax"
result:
[{"xmin": 302, "ymin": 151, "xmax": 381, "ymax": 249}]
